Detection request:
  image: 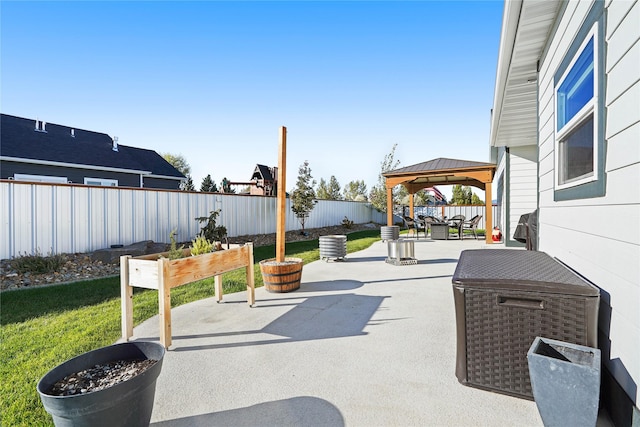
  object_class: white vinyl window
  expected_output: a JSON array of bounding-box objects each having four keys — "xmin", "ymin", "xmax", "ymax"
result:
[
  {"xmin": 84, "ymin": 177, "xmax": 118, "ymax": 187},
  {"xmin": 14, "ymin": 174, "xmax": 68, "ymax": 184},
  {"xmin": 554, "ymin": 25, "xmax": 598, "ymax": 189}
]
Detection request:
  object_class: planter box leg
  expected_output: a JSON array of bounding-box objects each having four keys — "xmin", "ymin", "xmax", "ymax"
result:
[
  {"xmin": 158, "ymin": 258, "xmax": 171, "ymax": 349},
  {"xmin": 120, "ymin": 255, "xmax": 133, "ymax": 341},
  {"xmin": 246, "ymin": 243, "xmax": 255, "ymax": 306},
  {"xmin": 215, "ymin": 275, "xmax": 223, "ymax": 303}
]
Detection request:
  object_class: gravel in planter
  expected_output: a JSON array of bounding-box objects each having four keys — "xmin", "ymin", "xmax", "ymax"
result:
[{"xmin": 48, "ymin": 359, "xmax": 158, "ymax": 396}]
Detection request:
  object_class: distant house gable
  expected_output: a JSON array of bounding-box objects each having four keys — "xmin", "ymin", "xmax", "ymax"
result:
[
  {"xmin": 0, "ymin": 114, "xmax": 184, "ymax": 189},
  {"xmin": 249, "ymin": 164, "xmax": 277, "ymax": 196}
]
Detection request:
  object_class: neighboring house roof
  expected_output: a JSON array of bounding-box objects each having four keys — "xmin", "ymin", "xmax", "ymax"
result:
[
  {"xmin": 0, "ymin": 114, "xmax": 184, "ymax": 179},
  {"xmin": 251, "ymin": 164, "xmax": 275, "ymax": 181}
]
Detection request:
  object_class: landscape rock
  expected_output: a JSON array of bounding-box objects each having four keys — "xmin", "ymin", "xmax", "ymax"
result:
[{"xmin": 90, "ymin": 241, "xmax": 159, "ymax": 265}]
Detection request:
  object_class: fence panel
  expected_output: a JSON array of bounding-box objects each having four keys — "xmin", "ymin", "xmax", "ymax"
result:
[
  {"xmin": 1, "ymin": 182, "xmax": 385, "ymax": 259},
  {"xmin": 1, "ymin": 181, "xmax": 494, "ymax": 259}
]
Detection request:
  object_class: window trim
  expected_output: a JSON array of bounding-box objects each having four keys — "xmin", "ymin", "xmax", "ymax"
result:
[
  {"xmin": 554, "ymin": 24, "xmax": 598, "ymax": 190},
  {"xmin": 84, "ymin": 177, "xmax": 118, "ymax": 187},
  {"xmin": 14, "ymin": 173, "xmax": 68, "ymax": 184},
  {"xmin": 552, "ymin": 0, "xmax": 606, "ymax": 202}
]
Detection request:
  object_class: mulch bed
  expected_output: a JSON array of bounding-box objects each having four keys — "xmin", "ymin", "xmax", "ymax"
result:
[{"xmin": 1, "ymin": 223, "xmax": 379, "ymax": 291}]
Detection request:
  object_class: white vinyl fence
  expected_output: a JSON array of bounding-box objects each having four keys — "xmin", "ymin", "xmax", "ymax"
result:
[
  {"xmin": 0, "ymin": 181, "xmax": 499, "ymax": 260},
  {"xmin": 0, "ymin": 181, "xmax": 386, "ymax": 260}
]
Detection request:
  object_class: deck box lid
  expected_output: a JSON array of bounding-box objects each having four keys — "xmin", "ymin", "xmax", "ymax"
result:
[{"xmin": 452, "ymin": 249, "xmax": 600, "ymax": 296}]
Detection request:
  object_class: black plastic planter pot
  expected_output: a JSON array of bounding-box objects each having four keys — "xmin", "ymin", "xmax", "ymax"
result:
[
  {"xmin": 37, "ymin": 341, "xmax": 165, "ymax": 427},
  {"xmin": 527, "ymin": 336, "xmax": 601, "ymax": 427}
]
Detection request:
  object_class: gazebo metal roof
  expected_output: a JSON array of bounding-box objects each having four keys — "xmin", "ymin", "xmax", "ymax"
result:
[{"xmin": 382, "ymin": 157, "xmax": 497, "ymax": 244}]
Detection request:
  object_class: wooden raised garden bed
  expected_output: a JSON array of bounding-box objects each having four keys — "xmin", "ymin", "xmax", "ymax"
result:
[{"xmin": 120, "ymin": 243, "xmax": 255, "ymax": 348}]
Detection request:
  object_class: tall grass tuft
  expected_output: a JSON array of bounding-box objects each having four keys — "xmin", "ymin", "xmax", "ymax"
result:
[{"xmin": 9, "ymin": 250, "xmax": 67, "ymax": 274}]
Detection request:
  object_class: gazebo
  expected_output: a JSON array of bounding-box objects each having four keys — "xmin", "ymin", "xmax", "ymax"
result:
[{"xmin": 382, "ymin": 158, "xmax": 497, "ymax": 244}]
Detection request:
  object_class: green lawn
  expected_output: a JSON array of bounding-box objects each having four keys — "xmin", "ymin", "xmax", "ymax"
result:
[{"xmin": 0, "ymin": 229, "xmax": 380, "ymax": 426}]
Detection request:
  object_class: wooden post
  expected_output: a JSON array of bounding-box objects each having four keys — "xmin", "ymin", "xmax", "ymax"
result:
[
  {"xmin": 485, "ymin": 182, "xmax": 493, "ymax": 244},
  {"xmin": 409, "ymin": 192, "xmax": 415, "ymax": 215},
  {"xmin": 120, "ymin": 255, "xmax": 133, "ymax": 341},
  {"xmin": 276, "ymin": 126, "xmax": 287, "ymax": 263},
  {"xmin": 386, "ymin": 186, "xmax": 393, "ymax": 226}
]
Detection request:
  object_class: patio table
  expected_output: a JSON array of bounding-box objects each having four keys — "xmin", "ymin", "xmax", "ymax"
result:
[{"xmin": 430, "ymin": 222, "xmax": 450, "ymax": 240}]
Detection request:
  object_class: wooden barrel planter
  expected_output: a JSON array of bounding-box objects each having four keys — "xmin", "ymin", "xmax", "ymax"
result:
[
  {"xmin": 380, "ymin": 225, "xmax": 400, "ymax": 241},
  {"xmin": 319, "ymin": 235, "xmax": 347, "ymax": 261},
  {"xmin": 259, "ymin": 257, "xmax": 303, "ymax": 293}
]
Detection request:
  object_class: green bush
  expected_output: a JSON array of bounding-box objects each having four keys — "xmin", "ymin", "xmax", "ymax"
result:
[
  {"xmin": 195, "ymin": 210, "xmax": 227, "ymax": 243},
  {"xmin": 167, "ymin": 229, "xmax": 185, "ymax": 260},
  {"xmin": 190, "ymin": 236, "xmax": 214, "ymax": 256},
  {"xmin": 10, "ymin": 250, "xmax": 66, "ymax": 274},
  {"xmin": 341, "ymin": 216, "xmax": 354, "ymax": 229}
]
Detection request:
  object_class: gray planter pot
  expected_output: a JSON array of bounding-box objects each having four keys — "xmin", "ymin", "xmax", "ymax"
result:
[
  {"xmin": 380, "ymin": 226, "xmax": 400, "ymax": 241},
  {"xmin": 319, "ymin": 235, "xmax": 347, "ymax": 261},
  {"xmin": 37, "ymin": 341, "xmax": 165, "ymax": 427},
  {"xmin": 527, "ymin": 336, "xmax": 601, "ymax": 427}
]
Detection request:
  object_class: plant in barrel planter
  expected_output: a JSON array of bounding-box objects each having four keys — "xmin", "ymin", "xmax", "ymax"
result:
[
  {"xmin": 37, "ymin": 341, "xmax": 165, "ymax": 427},
  {"xmin": 259, "ymin": 127, "xmax": 305, "ymax": 293}
]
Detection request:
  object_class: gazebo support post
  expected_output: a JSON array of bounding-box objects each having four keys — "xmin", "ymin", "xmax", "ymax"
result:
[
  {"xmin": 484, "ymin": 182, "xmax": 493, "ymax": 244},
  {"xmin": 386, "ymin": 186, "xmax": 393, "ymax": 226},
  {"xmin": 409, "ymin": 191, "xmax": 414, "ymax": 221}
]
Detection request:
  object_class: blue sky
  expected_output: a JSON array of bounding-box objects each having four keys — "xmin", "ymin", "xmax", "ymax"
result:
[{"xmin": 1, "ymin": 1, "xmax": 503, "ymax": 199}]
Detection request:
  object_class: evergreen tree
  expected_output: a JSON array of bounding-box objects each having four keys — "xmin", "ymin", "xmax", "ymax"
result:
[
  {"xmin": 291, "ymin": 161, "xmax": 317, "ymax": 233},
  {"xmin": 451, "ymin": 185, "xmax": 473, "ymax": 205},
  {"xmin": 316, "ymin": 176, "xmax": 342, "ymax": 200},
  {"xmin": 200, "ymin": 174, "xmax": 218, "ymax": 192},
  {"xmin": 316, "ymin": 178, "xmax": 330, "ymax": 200},
  {"xmin": 471, "ymin": 193, "xmax": 484, "ymax": 205},
  {"xmin": 343, "ymin": 180, "xmax": 368, "ymax": 201},
  {"xmin": 327, "ymin": 176, "xmax": 342, "ymax": 200},
  {"xmin": 181, "ymin": 174, "xmax": 195, "ymax": 191}
]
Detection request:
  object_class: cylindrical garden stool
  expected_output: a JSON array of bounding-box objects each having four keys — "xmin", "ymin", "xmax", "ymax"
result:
[
  {"xmin": 380, "ymin": 226, "xmax": 400, "ymax": 242},
  {"xmin": 319, "ymin": 235, "xmax": 347, "ymax": 262}
]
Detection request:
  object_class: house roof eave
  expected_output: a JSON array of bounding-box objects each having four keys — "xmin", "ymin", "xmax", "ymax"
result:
[{"xmin": 490, "ymin": 0, "xmax": 562, "ymax": 148}]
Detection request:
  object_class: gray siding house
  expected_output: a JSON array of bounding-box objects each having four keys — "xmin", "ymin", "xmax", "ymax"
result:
[
  {"xmin": 490, "ymin": 0, "xmax": 639, "ymax": 424},
  {"xmin": 0, "ymin": 114, "xmax": 185, "ymax": 189}
]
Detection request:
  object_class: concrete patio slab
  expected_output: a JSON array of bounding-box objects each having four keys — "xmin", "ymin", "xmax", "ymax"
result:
[{"xmin": 125, "ymin": 238, "xmax": 605, "ymax": 426}]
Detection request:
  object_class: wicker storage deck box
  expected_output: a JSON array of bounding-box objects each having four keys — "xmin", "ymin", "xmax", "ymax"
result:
[{"xmin": 452, "ymin": 249, "xmax": 600, "ymax": 399}]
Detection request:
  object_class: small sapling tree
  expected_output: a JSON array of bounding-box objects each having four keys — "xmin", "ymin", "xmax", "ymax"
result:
[{"xmin": 291, "ymin": 160, "xmax": 317, "ymax": 234}]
